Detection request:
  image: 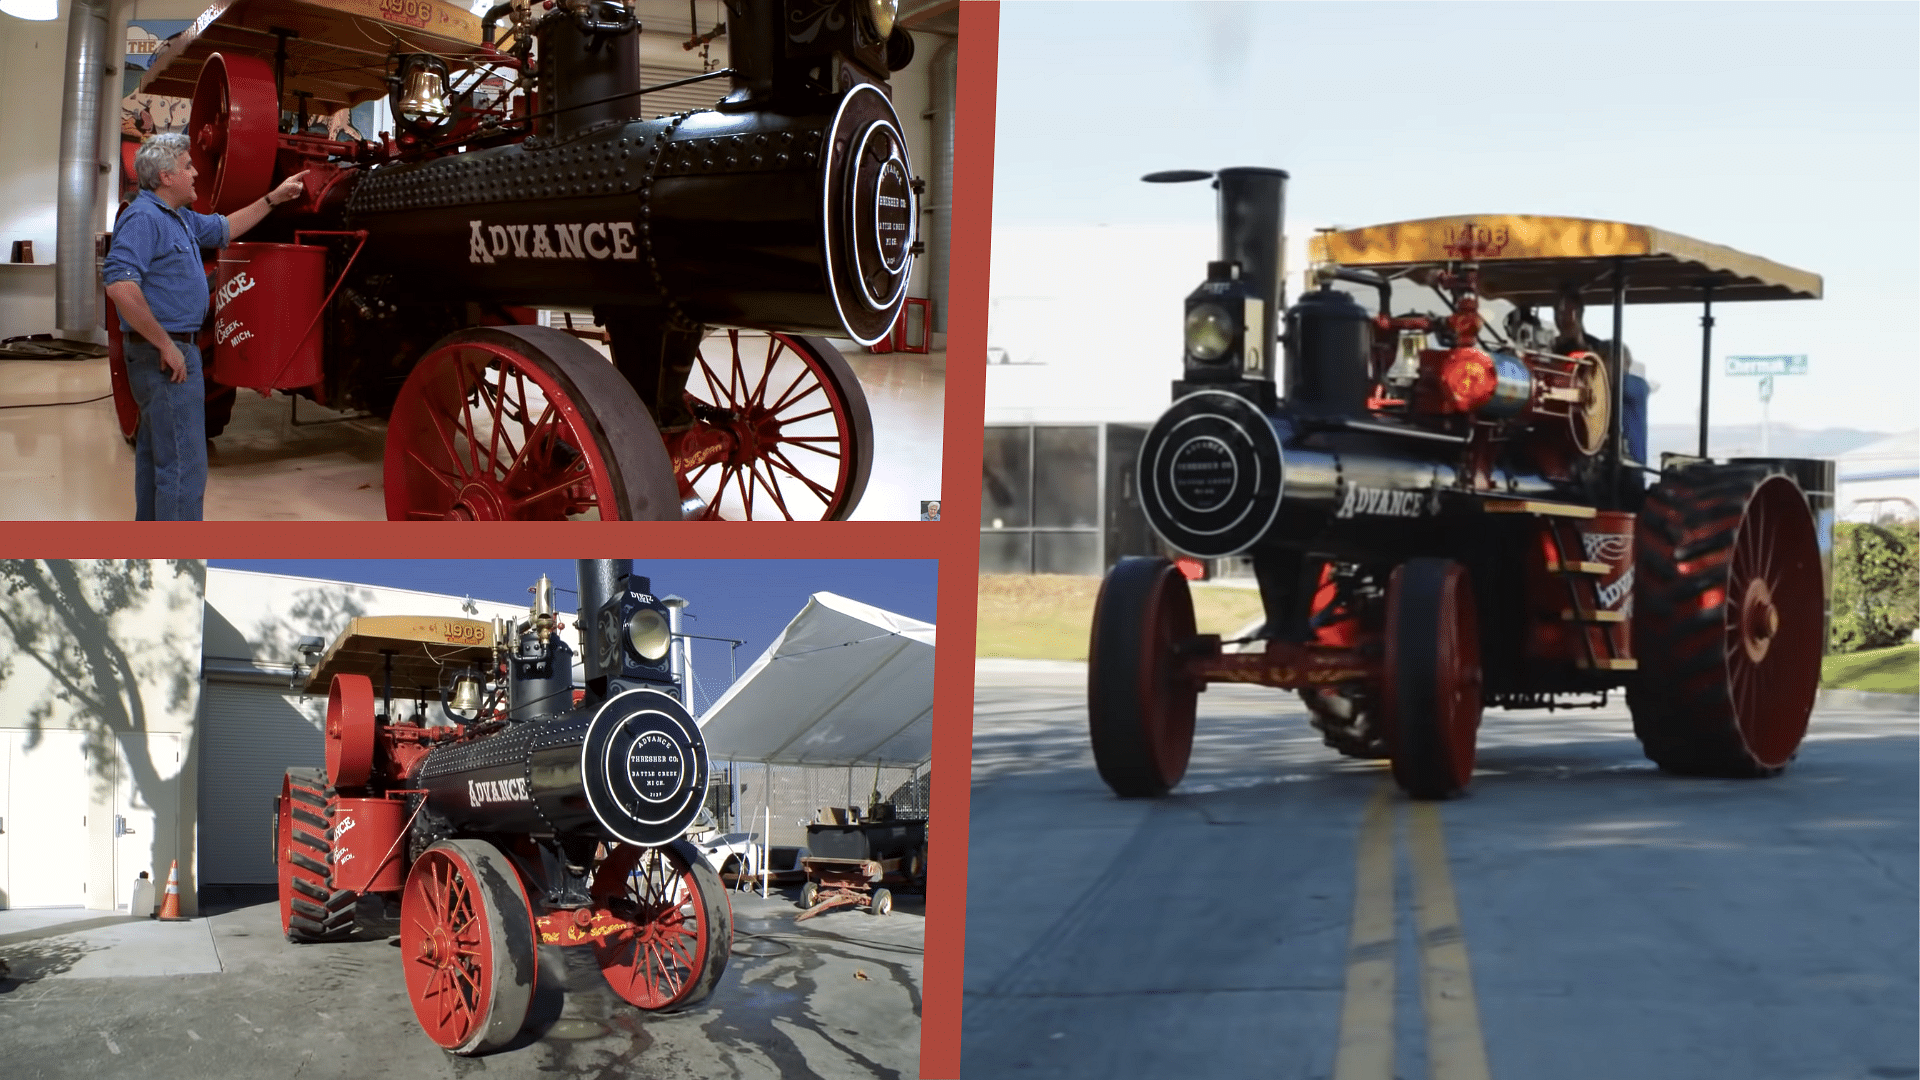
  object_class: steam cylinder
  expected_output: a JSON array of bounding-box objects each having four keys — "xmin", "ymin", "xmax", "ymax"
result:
[{"xmin": 411, "ymin": 686, "xmax": 708, "ymax": 847}]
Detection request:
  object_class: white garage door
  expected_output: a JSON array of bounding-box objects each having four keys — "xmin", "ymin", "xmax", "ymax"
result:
[{"xmin": 197, "ymin": 682, "xmax": 325, "ymax": 884}]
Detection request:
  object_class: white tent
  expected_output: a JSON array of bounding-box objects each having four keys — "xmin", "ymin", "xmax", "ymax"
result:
[
  {"xmin": 696, "ymin": 592, "xmax": 935, "ymax": 896},
  {"xmin": 1836, "ymin": 430, "xmax": 1920, "ymax": 522},
  {"xmin": 699, "ymin": 591, "xmax": 935, "ymax": 767}
]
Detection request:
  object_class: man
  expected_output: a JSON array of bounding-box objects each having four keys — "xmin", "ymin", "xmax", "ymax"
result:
[
  {"xmin": 102, "ymin": 132, "xmax": 306, "ymax": 520},
  {"xmin": 1553, "ymin": 287, "xmax": 1651, "ymax": 468}
]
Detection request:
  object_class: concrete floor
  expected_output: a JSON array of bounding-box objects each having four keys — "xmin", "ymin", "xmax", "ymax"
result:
[
  {"xmin": 964, "ymin": 662, "xmax": 1919, "ymax": 1080},
  {"xmin": 0, "ymin": 346, "xmax": 944, "ymax": 521},
  {"xmin": 0, "ymin": 883, "xmax": 923, "ymax": 1079}
]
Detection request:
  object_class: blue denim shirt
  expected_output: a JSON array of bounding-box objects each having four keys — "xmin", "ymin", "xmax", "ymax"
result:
[{"xmin": 101, "ymin": 190, "xmax": 230, "ymax": 334}]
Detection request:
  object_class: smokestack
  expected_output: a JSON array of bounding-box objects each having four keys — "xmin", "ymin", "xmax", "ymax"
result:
[
  {"xmin": 1215, "ymin": 167, "xmax": 1289, "ymax": 381},
  {"xmin": 576, "ymin": 558, "xmax": 630, "ymax": 693}
]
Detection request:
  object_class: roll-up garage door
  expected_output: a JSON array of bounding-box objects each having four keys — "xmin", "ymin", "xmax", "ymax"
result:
[{"xmin": 197, "ymin": 681, "xmax": 324, "ymax": 884}]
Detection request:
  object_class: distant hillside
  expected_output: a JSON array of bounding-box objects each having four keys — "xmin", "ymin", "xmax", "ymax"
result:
[{"xmin": 1650, "ymin": 424, "xmax": 1888, "ymax": 463}]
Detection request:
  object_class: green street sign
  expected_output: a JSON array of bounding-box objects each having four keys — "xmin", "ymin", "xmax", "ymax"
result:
[{"xmin": 1726, "ymin": 355, "xmax": 1808, "ymax": 376}]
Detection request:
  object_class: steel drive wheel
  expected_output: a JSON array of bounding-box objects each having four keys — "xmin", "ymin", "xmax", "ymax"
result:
[
  {"xmin": 276, "ymin": 767, "xmax": 358, "ymax": 942},
  {"xmin": 589, "ymin": 840, "xmax": 732, "ymax": 1012},
  {"xmin": 400, "ymin": 839, "xmax": 538, "ymax": 1055},
  {"xmin": 385, "ymin": 325, "xmax": 681, "ymax": 520},
  {"xmin": 678, "ymin": 330, "xmax": 874, "ymax": 520},
  {"xmin": 1383, "ymin": 559, "xmax": 1484, "ymax": 800},
  {"xmin": 1088, "ymin": 556, "xmax": 1199, "ymax": 798},
  {"xmin": 1628, "ymin": 468, "xmax": 1824, "ymax": 776}
]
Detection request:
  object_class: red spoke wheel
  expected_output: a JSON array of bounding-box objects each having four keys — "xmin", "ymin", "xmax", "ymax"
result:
[
  {"xmin": 1087, "ymin": 556, "xmax": 1199, "ymax": 798},
  {"xmin": 589, "ymin": 841, "xmax": 732, "ymax": 1012},
  {"xmin": 1629, "ymin": 468, "xmax": 1823, "ymax": 776},
  {"xmin": 1383, "ymin": 559, "xmax": 1484, "ymax": 800},
  {"xmin": 187, "ymin": 53, "xmax": 278, "ymax": 214},
  {"xmin": 400, "ymin": 840, "xmax": 537, "ymax": 1055},
  {"xmin": 275, "ymin": 767, "xmax": 358, "ymax": 942},
  {"xmin": 385, "ymin": 325, "xmax": 680, "ymax": 520},
  {"xmin": 680, "ymin": 330, "xmax": 873, "ymax": 520}
]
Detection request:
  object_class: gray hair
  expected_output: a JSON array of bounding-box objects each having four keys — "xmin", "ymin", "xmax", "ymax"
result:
[{"xmin": 133, "ymin": 133, "xmax": 192, "ymax": 191}]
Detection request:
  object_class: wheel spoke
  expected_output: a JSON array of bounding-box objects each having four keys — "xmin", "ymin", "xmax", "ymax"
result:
[
  {"xmin": 745, "ymin": 459, "xmax": 797, "ymax": 520},
  {"xmin": 764, "ymin": 448, "xmax": 837, "ymax": 503}
]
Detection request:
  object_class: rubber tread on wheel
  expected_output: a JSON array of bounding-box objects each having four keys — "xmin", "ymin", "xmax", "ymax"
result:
[
  {"xmin": 277, "ymin": 767, "xmax": 359, "ymax": 942},
  {"xmin": 1628, "ymin": 466, "xmax": 1823, "ymax": 777}
]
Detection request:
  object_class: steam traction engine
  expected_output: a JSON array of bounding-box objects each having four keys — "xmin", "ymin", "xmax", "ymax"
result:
[
  {"xmin": 1090, "ymin": 167, "xmax": 1831, "ymax": 800},
  {"xmin": 273, "ymin": 560, "xmax": 728, "ymax": 1054},
  {"xmin": 129, "ymin": 0, "xmax": 923, "ymax": 519}
]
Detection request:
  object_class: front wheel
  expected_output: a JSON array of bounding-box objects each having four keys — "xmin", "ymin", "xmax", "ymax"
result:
[
  {"xmin": 676, "ymin": 331, "xmax": 874, "ymax": 520},
  {"xmin": 589, "ymin": 841, "xmax": 732, "ymax": 1012},
  {"xmin": 384, "ymin": 325, "xmax": 680, "ymax": 520},
  {"xmin": 399, "ymin": 839, "xmax": 537, "ymax": 1055},
  {"xmin": 1087, "ymin": 556, "xmax": 1199, "ymax": 798},
  {"xmin": 1382, "ymin": 559, "xmax": 1484, "ymax": 800}
]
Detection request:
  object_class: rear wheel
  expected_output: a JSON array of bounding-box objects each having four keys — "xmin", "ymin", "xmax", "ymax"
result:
[
  {"xmin": 870, "ymin": 887, "xmax": 892, "ymax": 916},
  {"xmin": 384, "ymin": 325, "xmax": 680, "ymax": 520},
  {"xmin": 400, "ymin": 839, "xmax": 537, "ymax": 1055},
  {"xmin": 1382, "ymin": 559, "xmax": 1483, "ymax": 800},
  {"xmin": 1087, "ymin": 556, "xmax": 1199, "ymax": 798},
  {"xmin": 276, "ymin": 767, "xmax": 357, "ymax": 942},
  {"xmin": 1629, "ymin": 468, "xmax": 1823, "ymax": 776}
]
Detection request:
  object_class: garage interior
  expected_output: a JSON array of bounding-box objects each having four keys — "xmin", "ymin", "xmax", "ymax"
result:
[{"xmin": 0, "ymin": 0, "xmax": 957, "ymax": 520}]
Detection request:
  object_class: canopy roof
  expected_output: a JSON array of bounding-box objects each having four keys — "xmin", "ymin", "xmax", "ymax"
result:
[
  {"xmin": 141, "ymin": 0, "xmax": 485, "ymax": 112},
  {"xmin": 303, "ymin": 614, "xmax": 495, "ymax": 695},
  {"xmin": 1308, "ymin": 215, "xmax": 1821, "ymax": 306},
  {"xmin": 697, "ymin": 592, "xmax": 935, "ymax": 768}
]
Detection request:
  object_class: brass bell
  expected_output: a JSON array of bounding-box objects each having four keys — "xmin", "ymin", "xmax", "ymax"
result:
[
  {"xmin": 397, "ymin": 64, "xmax": 450, "ymax": 122},
  {"xmin": 448, "ymin": 669, "xmax": 484, "ymax": 718}
]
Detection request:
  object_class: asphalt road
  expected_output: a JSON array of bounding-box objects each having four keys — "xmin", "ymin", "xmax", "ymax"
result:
[
  {"xmin": 0, "ymin": 886, "xmax": 922, "ymax": 1080},
  {"xmin": 962, "ymin": 661, "xmax": 1918, "ymax": 1080}
]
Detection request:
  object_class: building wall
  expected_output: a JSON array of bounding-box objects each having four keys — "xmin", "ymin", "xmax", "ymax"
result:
[{"xmin": 0, "ymin": 559, "xmax": 206, "ymax": 912}]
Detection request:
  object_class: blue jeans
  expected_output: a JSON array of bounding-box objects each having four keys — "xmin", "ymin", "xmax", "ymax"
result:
[{"xmin": 124, "ymin": 337, "xmax": 207, "ymax": 521}]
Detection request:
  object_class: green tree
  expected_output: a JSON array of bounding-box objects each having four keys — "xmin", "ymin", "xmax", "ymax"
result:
[{"xmin": 1830, "ymin": 522, "xmax": 1920, "ymax": 651}]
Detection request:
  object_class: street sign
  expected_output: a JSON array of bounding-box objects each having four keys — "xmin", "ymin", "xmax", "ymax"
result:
[{"xmin": 1726, "ymin": 354, "xmax": 1808, "ymax": 376}]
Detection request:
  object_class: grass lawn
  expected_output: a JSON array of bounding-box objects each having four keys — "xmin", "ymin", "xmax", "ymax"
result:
[
  {"xmin": 977, "ymin": 574, "xmax": 1267, "ymax": 660},
  {"xmin": 1821, "ymin": 643, "xmax": 1919, "ymax": 695}
]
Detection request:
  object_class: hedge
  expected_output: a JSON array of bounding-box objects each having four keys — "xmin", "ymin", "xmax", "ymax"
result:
[{"xmin": 1830, "ymin": 520, "xmax": 1920, "ymax": 653}]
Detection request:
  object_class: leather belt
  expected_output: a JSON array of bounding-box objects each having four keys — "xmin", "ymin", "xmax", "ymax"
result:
[{"xmin": 167, "ymin": 331, "xmax": 196, "ymax": 343}]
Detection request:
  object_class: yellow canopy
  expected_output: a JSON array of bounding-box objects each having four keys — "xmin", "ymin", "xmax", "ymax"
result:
[
  {"xmin": 303, "ymin": 614, "xmax": 496, "ymax": 695},
  {"xmin": 141, "ymin": 0, "xmax": 486, "ymax": 113},
  {"xmin": 1307, "ymin": 215, "xmax": 1821, "ymax": 306}
]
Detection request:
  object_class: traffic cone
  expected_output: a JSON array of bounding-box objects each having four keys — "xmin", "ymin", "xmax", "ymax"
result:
[{"xmin": 155, "ymin": 860, "xmax": 188, "ymax": 921}]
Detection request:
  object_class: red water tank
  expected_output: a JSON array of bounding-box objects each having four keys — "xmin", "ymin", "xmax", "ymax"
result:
[{"xmin": 211, "ymin": 242, "xmax": 325, "ymax": 391}]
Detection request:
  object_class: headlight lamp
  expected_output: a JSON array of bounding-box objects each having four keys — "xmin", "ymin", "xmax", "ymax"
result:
[
  {"xmin": 1185, "ymin": 303, "xmax": 1236, "ymax": 362},
  {"xmin": 626, "ymin": 608, "xmax": 671, "ymax": 662}
]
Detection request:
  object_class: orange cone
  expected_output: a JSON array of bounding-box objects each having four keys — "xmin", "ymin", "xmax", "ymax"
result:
[{"xmin": 155, "ymin": 860, "xmax": 188, "ymax": 921}]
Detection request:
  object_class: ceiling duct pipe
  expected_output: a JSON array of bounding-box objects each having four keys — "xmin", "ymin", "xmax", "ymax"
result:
[
  {"xmin": 925, "ymin": 37, "xmax": 956, "ymax": 333},
  {"xmin": 56, "ymin": 0, "xmax": 122, "ymax": 338}
]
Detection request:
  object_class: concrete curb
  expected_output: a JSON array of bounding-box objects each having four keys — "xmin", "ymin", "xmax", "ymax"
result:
[{"xmin": 1814, "ymin": 688, "xmax": 1920, "ymax": 713}]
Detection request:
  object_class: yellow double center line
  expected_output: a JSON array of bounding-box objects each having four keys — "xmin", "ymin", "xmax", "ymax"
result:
[{"xmin": 1334, "ymin": 780, "xmax": 1493, "ymax": 1080}]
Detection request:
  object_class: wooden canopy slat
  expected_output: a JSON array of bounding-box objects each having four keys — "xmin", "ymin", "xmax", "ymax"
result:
[
  {"xmin": 1308, "ymin": 214, "xmax": 1821, "ymax": 306},
  {"xmin": 141, "ymin": 0, "xmax": 485, "ymax": 107},
  {"xmin": 303, "ymin": 614, "xmax": 496, "ymax": 695}
]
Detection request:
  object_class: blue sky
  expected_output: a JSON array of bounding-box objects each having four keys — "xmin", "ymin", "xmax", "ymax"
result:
[
  {"xmin": 210, "ymin": 560, "xmax": 938, "ymax": 704},
  {"xmin": 988, "ymin": 1, "xmax": 1917, "ymax": 435}
]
